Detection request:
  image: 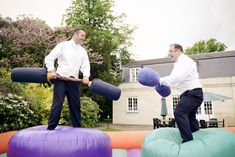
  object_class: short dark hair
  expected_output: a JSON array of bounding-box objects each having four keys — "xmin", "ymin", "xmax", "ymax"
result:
[
  {"xmin": 71, "ymin": 28, "xmax": 86, "ymax": 37},
  {"xmin": 170, "ymin": 43, "xmax": 184, "ymax": 52}
]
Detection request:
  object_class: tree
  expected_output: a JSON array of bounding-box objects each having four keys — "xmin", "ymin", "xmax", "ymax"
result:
[
  {"xmin": 185, "ymin": 38, "xmax": 227, "ymax": 55},
  {"xmin": 63, "ymin": 0, "xmax": 135, "ymax": 118},
  {"xmin": 0, "ymin": 14, "xmax": 110, "ymax": 128},
  {"xmin": 0, "ymin": 15, "xmax": 106, "ymax": 69},
  {"xmin": 0, "ymin": 15, "xmax": 13, "ymax": 28},
  {"xmin": 0, "ymin": 15, "xmax": 55, "ymax": 68}
]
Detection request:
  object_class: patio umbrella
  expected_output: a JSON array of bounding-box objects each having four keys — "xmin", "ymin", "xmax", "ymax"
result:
[
  {"xmin": 203, "ymin": 91, "xmax": 232, "ymax": 120},
  {"xmin": 161, "ymin": 97, "xmax": 168, "ymax": 119},
  {"xmin": 203, "ymin": 91, "xmax": 232, "ymax": 102}
]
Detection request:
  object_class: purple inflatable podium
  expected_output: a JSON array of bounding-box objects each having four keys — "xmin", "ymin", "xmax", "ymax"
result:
[{"xmin": 8, "ymin": 125, "xmax": 112, "ymax": 157}]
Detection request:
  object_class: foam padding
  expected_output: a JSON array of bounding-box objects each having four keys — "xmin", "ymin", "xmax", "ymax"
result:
[
  {"xmin": 128, "ymin": 148, "xmax": 141, "ymax": 157},
  {"xmin": 112, "ymin": 149, "xmax": 128, "ymax": 157},
  {"xmin": 142, "ymin": 128, "xmax": 235, "ymax": 157},
  {"xmin": 112, "ymin": 148, "xmax": 141, "ymax": 157},
  {"xmin": 0, "ymin": 153, "xmax": 6, "ymax": 157},
  {"xmin": 224, "ymin": 127, "xmax": 235, "ymax": 133},
  {"xmin": 8, "ymin": 125, "xmax": 112, "ymax": 157},
  {"xmin": 0, "ymin": 131, "xmax": 17, "ymax": 154},
  {"xmin": 137, "ymin": 67, "xmax": 160, "ymax": 87},
  {"xmin": 11, "ymin": 68, "xmax": 47, "ymax": 83},
  {"xmin": 106, "ymin": 131, "xmax": 150, "ymax": 149},
  {"xmin": 90, "ymin": 79, "xmax": 121, "ymax": 100}
]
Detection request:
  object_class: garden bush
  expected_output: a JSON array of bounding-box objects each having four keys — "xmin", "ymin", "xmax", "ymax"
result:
[
  {"xmin": 0, "ymin": 93, "xmax": 40, "ymax": 132},
  {"xmin": 60, "ymin": 96, "xmax": 102, "ymax": 128}
]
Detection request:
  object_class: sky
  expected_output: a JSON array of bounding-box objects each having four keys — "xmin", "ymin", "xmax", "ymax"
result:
[{"xmin": 1, "ymin": 0, "xmax": 235, "ymax": 60}]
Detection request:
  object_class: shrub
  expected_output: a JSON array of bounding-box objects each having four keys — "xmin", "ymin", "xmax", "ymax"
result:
[
  {"xmin": 81, "ymin": 96, "xmax": 102, "ymax": 127},
  {"xmin": 60, "ymin": 96, "xmax": 102, "ymax": 128},
  {"xmin": 0, "ymin": 93, "xmax": 39, "ymax": 132},
  {"xmin": 22, "ymin": 83, "xmax": 53, "ymax": 125},
  {"xmin": 0, "ymin": 68, "xmax": 24, "ymax": 95}
]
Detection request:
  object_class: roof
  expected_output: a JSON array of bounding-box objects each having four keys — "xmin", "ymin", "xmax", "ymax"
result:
[{"xmin": 124, "ymin": 50, "xmax": 235, "ymax": 67}]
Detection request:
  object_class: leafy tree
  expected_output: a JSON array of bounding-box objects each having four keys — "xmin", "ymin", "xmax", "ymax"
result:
[
  {"xmin": 0, "ymin": 15, "xmax": 55, "ymax": 68},
  {"xmin": 0, "ymin": 15, "xmax": 13, "ymax": 28},
  {"xmin": 185, "ymin": 38, "xmax": 227, "ymax": 55},
  {"xmin": 0, "ymin": 15, "xmax": 105, "ymax": 68},
  {"xmin": 63, "ymin": 0, "xmax": 135, "ymax": 118}
]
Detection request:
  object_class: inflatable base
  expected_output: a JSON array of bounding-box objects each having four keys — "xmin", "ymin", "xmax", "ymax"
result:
[
  {"xmin": 8, "ymin": 125, "xmax": 112, "ymax": 157},
  {"xmin": 142, "ymin": 128, "xmax": 235, "ymax": 157}
]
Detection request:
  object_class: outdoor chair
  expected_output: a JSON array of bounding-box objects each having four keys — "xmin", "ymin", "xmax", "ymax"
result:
[
  {"xmin": 167, "ymin": 118, "xmax": 176, "ymax": 127},
  {"xmin": 209, "ymin": 118, "xmax": 218, "ymax": 127},
  {"xmin": 199, "ymin": 120, "xmax": 207, "ymax": 128},
  {"xmin": 153, "ymin": 118, "xmax": 162, "ymax": 129}
]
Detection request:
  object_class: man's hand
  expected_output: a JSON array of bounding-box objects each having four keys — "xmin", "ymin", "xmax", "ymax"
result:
[
  {"xmin": 82, "ymin": 77, "xmax": 89, "ymax": 85},
  {"xmin": 48, "ymin": 71, "xmax": 57, "ymax": 79}
]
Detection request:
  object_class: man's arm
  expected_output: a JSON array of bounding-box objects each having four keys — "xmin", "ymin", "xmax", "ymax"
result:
[
  {"xmin": 160, "ymin": 59, "xmax": 194, "ymax": 86},
  {"xmin": 45, "ymin": 43, "xmax": 62, "ymax": 72},
  {"xmin": 80, "ymin": 51, "xmax": 90, "ymax": 85}
]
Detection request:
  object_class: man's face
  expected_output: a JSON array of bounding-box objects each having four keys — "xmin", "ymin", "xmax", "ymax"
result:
[
  {"xmin": 74, "ymin": 30, "xmax": 86, "ymax": 45},
  {"xmin": 168, "ymin": 45, "xmax": 180, "ymax": 61}
]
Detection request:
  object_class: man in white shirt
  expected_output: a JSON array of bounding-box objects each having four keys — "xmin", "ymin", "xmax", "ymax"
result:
[
  {"xmin": 45, "ymin": 28, "xmax": 90, "ymax": 130},
  {"xmin": 160, "ymin": 43, "xmax": 203, "ymax": 143}
]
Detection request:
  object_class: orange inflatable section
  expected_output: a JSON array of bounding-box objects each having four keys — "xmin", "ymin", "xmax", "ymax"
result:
[
  {"xmin": 106, "ymin": 131, "xmax": 150, "ymax": 149},
  {"xmin": 0, "ymin": 131, "xmax": 17, "ymax": 154},
  {"xmin": 1, "ymin": 127, "xmax": 234, "ymax": 154},
  {"xmin": 224, "ymin": 127, "xmax": 235, "ymax": 133}
]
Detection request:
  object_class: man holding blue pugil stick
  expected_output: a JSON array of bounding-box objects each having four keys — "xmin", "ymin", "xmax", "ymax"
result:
[{"xmin": 137, "ymin": 43, "xmax": 203, "ymax": 143}]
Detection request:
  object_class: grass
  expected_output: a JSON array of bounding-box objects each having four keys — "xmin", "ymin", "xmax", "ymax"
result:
[
  {"xmin": 100, "ymin": 127, "xmax": 121, "ymax": 131},
  {"xmin": 96, "ymin": 121, "xmax": 121, "ymax": 131}
]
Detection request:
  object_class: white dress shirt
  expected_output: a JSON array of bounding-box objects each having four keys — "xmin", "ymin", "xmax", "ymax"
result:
[
  {"xmin": 45, "ymin": 40, "xmax": 90, "ymax": 78},
  {"xmin": 160, "ymin": 54, "xmax": 202, "ymax": 94}
]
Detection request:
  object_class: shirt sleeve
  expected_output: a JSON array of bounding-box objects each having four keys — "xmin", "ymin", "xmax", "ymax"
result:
[
  {"xmin": 80, "ymin": 51, "xmax": 90, "ymax": 77},
  {"xmin": 160, "ymin": 58, "xmax": 194, "ymax": 86},
  {"xmin": 44, "ymin": 43, "xmax": 63, "ymax": 71}
]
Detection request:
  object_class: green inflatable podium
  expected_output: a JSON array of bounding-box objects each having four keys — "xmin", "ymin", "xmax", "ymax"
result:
[{"xmin": 142, "ymin": 128, "xmax": 235, "ymax": 157}]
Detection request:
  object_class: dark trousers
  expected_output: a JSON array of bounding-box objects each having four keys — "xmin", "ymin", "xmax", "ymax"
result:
[
  {"xmin": 174, "ymin": 88, "xmax": 203, "ymax": 142},
  {"xmin": 47, "ymin": 80, "xmax": 81, "ymax": 130}
]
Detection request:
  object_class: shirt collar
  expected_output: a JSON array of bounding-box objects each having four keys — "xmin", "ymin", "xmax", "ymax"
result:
[
  {"xmin": 70, "ymin": 39, "xmax": 81, "ymax": 47},
  {"xmin": 176, "ymin": 53, "xmax": 184, "ymax": 62}
]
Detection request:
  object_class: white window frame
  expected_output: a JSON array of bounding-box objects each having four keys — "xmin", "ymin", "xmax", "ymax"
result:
[
  {"xmin": 171, "ymin": 96, "xmax": 214, "ymax": 121},
  {"xmin": 203, "ymin": 101, "xmax": 214, "ymax": 119},
  {"xmin": 127, "ymin": 97, "xmax": 138, "ymax": 112},
  {"xmin": 129, "ymin": 67, "xmax": 140, "ymax": 82},
  {"xmin": 172, "ymin": 95, "xmax": 179, "ymax": 114},
  {"xmin": 196, "ymin": 106, "xmax": 202, "ymax": 115}
]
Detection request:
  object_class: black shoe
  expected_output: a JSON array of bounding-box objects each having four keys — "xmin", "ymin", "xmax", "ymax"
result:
[
  {"xmin": 182, "ymin": 139, "xmax": 192, "ymax": 143},
  {"xmin": 182, "ymin": 140, "xmax": 187, "ymax": 143},
  {"xmin": 47, "ymin": 127, "xmax": 55, "ymax": 130}
]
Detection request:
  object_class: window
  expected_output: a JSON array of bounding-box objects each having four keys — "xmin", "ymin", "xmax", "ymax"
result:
[
  {"xmin": 204, "ymin": 101, "xmax": 212, "ymax": 115},
  {"xmin": 172, "ymin": 96, "xmax": 179, "ymax": 110},
  {"xmin": 196, "ymin": 106, "xmax": 202, "ymax": 115},
  {"xmin": 172, "ymin": 96, "xmax": 212, "ymax": 120},
  {"xmin": 172, "ymin": 96, "xmax": 203, "ymax": 115},
  {"xmin": 127, "ymin": 97, "xmax": 138, "ymax": 112},
  {"xmin": 130, "ymin": 68, "xmax": 140, "ymax": 82}
]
